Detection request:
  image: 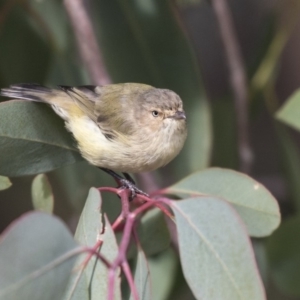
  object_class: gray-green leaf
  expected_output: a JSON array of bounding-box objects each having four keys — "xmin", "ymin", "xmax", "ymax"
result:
[
  {"xmin": 129, "ymin": 246, "xmax": 151, "ymax": 300},
  {"xmin": 0, "ymin": 212, "xmax": 79, "ymax": 300},
  {"xmin": 165, "ymin": 168, "xmax": 280, "ymax": 237},
  {"xmin": 137, "ymin": 208, "xmax": 171, "ymax": 256},
  {"xmin": 267, "ymin": 215, "xmax": 300, "ymax": 297},
  {"xmin": 172, "ymin": 197, "xmax": 266, "ymax": 300},
  {"xmin": 63, "ymin": 188, "xmax": 121, "ymax": 300},
  {"xmin": 0, "ymin": 101, "xmax": 82, "ymax": 177}
]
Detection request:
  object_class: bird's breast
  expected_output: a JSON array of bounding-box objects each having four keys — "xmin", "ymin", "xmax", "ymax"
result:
[{"xmin": 67, "ymin": 116, "xmax": 186, "ymax": 173}]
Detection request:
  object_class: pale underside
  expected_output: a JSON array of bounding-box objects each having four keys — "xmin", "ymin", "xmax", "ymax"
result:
[{"xmin": 66, "ymin": 115, "xmax": 185, "ymax": 173}]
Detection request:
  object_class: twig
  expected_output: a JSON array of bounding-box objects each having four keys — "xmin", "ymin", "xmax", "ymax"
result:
[
  {"xmin": 63, "ymin": 0, "xmax": 111, "ymax": 85},
  {"xmin": 70, "ymin": 187, "xmax": 173, "ymax": 299},
  {"xmin": 122, "ymin": 261, "xmax": 139, "ymax": 300},
  {"xmin": 211, "ymin": 0, "xmax": 253, "ymax": 173},
  {"xmin": 107, "ymin": 194, "xmax": 165, "ymax": 300}
]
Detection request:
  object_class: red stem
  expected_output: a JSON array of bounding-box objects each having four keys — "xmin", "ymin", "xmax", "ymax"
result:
[
  {"xmin": 106, "ymin": 196, "xmax": 161, "ymax": 300},
  {"xmin": 85, "ymin": 187, "xmax": 172, "ymax": 299},
  {"xmin": 122, "ymin": 260, "xmax": 139, "ymax": 300},
  {"xmin": 107, "ymin": 268, "xmax": 116, "ymax": 300}
]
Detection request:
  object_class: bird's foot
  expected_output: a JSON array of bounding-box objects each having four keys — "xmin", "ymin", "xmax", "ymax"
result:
[
  {"xmin": 99, "ymin": 168, "xmax": 149, "ymax": 201},
  {"xmin": 119, "ymin": 178, "xmax": 149, "ymax": 201}
]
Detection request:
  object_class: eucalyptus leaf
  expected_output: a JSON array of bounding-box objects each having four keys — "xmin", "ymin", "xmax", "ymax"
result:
[
  {"xmin": 137, "ymin": 208, "xmax": 171, "ymax": 256},
  {"xmin": 165, "ymin": 168, "xmax": 280, "ymax": 237},
  {"xmin": 0, "ymin": 101, "xmax": 82, "ymax": 177},
  {"xmin": 53, "ymin": 161, "xmax": 121, "ymax": 221},
  {"xmin": 267, "ymin": 215, "xmax": 300, "ymax": 297},
  {"xmin": 172, "ymin": 197, "xmax": 266, "ymax": 300},
  {"xmin": 0, "ymin": 4, "xmax": 50, "ymax": 85},
  {"xmin": 0, "ymin": 212, "xmax": 79, "ymax": 300},
  {"xmin": 276, "ymin": 89, "xmax": 300, "ymax": 132},
  {"xmin": 31, "ymin": 174, "xmax": 54, "ymax": 213},
  {"xmin": 148, "ymin": 248, "xmax": 178, "ymax": 300},
  {"xmin": 129, "ymin": 246, "xmax": 151, "ymax": 300},
  {"xmin": 63, "ymin": 188, "xmax": 121, "ymax": 300},
  {"xmin": 0, "ymin": 176, "xmax": 12, "ymax": 191},
  {"xmin": 276, "ymin": 124, "xmax": 300, "ymax": 211},
  {"xmin": 74, "ymin": 188, "xmax": 103, "ymax": 246},
  {"xmin": 28, "ymin": 0, "xmax": 87, "ymax": 86},
  {"xmin": 28, "ymin": 0, "xmax": 70, "ymax": 52}
]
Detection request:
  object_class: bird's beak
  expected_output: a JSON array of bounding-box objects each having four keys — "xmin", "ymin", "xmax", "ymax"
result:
[{"xmin": 169, "ymin": 110, "xmax": 186, "ymax": 120}]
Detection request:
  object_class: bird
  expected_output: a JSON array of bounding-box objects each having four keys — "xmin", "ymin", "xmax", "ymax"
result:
[{"xmin": 0, "ymin": 83, "xmax": 187, "ymax": 199}]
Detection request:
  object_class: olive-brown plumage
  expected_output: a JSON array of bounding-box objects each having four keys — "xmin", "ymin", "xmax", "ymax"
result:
[{"xmin": 1, "ymin": 83, "xmax": 187, "ymax": 173}]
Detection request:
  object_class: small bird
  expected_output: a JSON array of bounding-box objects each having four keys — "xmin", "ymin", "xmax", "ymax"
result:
[{"xmin": 1, "ymin": 83, "xmax": 187, "ymax": 198}]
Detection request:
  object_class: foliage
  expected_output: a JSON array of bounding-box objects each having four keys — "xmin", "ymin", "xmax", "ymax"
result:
[{"xmin": 1, "ymin": 0, "xmax": 300, "ymax": 299}]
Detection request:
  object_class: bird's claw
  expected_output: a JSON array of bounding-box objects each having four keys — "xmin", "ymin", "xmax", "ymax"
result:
[
  {"xmin": 99, "ymin": 168, "xmax": 149, "ymax": 201},
  {"xmin": 119, "ymin": 178, "xmax": 149, "ymax": 201}
]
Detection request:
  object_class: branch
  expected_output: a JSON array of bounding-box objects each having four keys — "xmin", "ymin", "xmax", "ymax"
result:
[
  {"xmin": 64, "ymin": 0, "xmax": 111, "ymax": 85},
  {"xmin": 211, "ymin": 0, "xmax": 253, "ymax": 173}
]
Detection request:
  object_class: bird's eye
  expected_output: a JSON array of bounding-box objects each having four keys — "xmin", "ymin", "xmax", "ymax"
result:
[{"xmin": 152, "ymin": 110, "xmax": 159, "ymax": 117}]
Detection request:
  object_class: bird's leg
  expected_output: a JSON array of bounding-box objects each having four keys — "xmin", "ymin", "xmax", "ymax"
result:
[
  {"xmin": 100, "ymin": 167, "xmax": 124, "ymax": 182},
  {"xmin": 99, "ymin": 168, "xmax": 149, "ymax": 200},
  {"xmin": 122, "ymin": 172, "xmax": 135, "ymax": 184}
]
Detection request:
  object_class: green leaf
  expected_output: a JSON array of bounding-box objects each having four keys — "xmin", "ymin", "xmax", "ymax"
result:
[
  {"xmin": 267, "ymin": 215, "xmax": 300, "ymax": 297},
  {"xmin": 27, "ymin": 0, "xmax": 87, "ymax": 86},
  {"xmin": 0, "ymin": 212, "xmax": 79, "ymax": 300},
  {"xmin": 52, "ymin": 161, "xmax": 121, "ymax": 221},
  {"xmin": 0, "ymin": 176, "xmax": 12, "ymax": 191},
  {"xmin": 28, "ymin": 0, "xmax": 70, "ymax": 53},
  {"xmin": 172, "ymin": 197, "xmax": 266, "ymax": 300},
  {"xmin": 137, "ymin": 208, "xmax": 171, "ymax": 256},
  {"xmin": 0, "ymin": 101, "xmax": 82, "ymax": 177},
  {"xmin": 276, "ymin": 124, "xmax": 300, "ymax": 211},
  {"xmin": 74, "ymin": 188, "xmax": 103, "ymax": 246},
  {"xmin": 165, "ymin": 168, "xmax": 280, "ymax": 237},
  {"xmin": 148, "ymin": 248, "xmax": 178, "ymax": 300},
  {"xmin": 31, "ymin": 174, "xmax": 54, "ymax": 213},
  {"xmin": 93, "ymin": 0, "xmax": 212, "ymax": 173},
  {"xmin": 276, "ymin": 89, "xmax": 300, "ymax": 132},
  {"xmin": 129, "ymin": 246, "xmax": 151, "ymax": 300},
  {"xmin": 0, "ymin": 4, "xmax": 50, "ymax": 85},
  {"xmin": 63, "ymin": 188, "xmax": 121, "ymax": 300},
  {"xmin": 252, "ymin": 240, "xmax": 269, "ymax": 285}
]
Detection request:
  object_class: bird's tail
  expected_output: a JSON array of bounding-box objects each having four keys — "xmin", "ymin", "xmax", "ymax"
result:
[{"xmin": 0, "ymin": 84, "xmax": 55, "ymax": 103}]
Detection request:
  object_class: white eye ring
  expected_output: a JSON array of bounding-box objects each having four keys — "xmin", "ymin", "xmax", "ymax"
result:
[{"xmin": 152, "ymin": 110, "xmax": 159, "ymax": 117}]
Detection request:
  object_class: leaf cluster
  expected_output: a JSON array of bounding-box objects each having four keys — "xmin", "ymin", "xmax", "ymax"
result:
[{"xmin": 1, "ymin": 0, "xmax": 300, "ymax": 299}]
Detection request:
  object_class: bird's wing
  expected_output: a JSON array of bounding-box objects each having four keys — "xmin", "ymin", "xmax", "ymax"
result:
[
  {"xmin": 93, "ymin": 83, "xmax": 155, "ymax": 141},
  {"xmin": 59, "ymin": 83, "xmax": 155, "ymax": 142},
  {"xmin": 58, "ymin": 85, "xmax": 99, "ymax": 122},
  {"xmin": 60, "ymin": 84, "xmax": 134, "ymax": 141},
  {"xmin": 93, "ymin": 84, "xmax": 135, "ymax": 141}
]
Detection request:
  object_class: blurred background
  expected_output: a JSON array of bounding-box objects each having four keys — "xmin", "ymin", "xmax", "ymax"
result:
[{"xmin": 1, "ymin": 0, "xmax": 300, "ymax": 299}]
